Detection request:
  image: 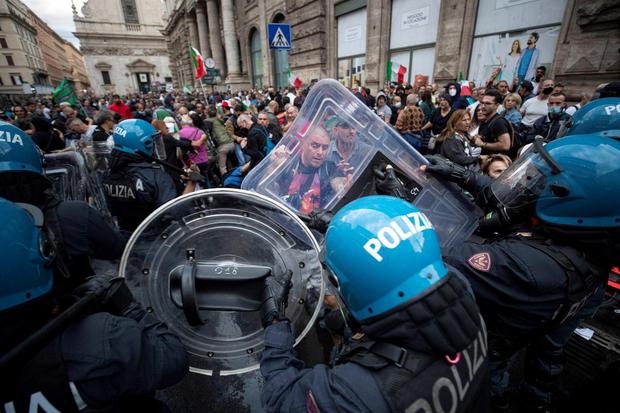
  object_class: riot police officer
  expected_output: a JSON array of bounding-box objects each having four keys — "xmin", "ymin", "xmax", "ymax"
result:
[
  {"xmin": 260, "ymin": 196, "xmax": 490, "ymax": 413},
  {"xmin": 422, "ymin": 135, "xmax": 620, "ymax": 411},
  {"xmin": 103, "ymin": 119, "xmax": 195, "ymax": 231},
  {"xmin": 0, "ymin": 197, "xmax": 188, "ymax": 412},
  {"xmin": 0, "ymin": 121, "xmax": 125, "ymax": 284}
]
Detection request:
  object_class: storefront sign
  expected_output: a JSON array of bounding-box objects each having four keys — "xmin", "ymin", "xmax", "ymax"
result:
[
  {"xmin": 401, "ymin": 7, "xmax": 430, "ymax": 30},
  {"xmin": 344, "ymin": 25, "xmax": 362, "ymax": 42}
]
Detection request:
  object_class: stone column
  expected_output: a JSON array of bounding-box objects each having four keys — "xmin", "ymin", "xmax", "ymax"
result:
[
  {"xmin": 364, "ymin": 0, "xmax": 392, "ymax": 94},
  {"xmin": 195, "ymin": 1, "xmax": 211, "ymax": 58},
  {"xmin": 187, "ymin": 12, "xmax": 199, "ymax": 50},
  {"xmin": 220, "ymin": 0, "xmax": 240, "ymax": 76},
  {"xmin": 206, "ymin": 0, "xmax": 226, "ymax": 76}
]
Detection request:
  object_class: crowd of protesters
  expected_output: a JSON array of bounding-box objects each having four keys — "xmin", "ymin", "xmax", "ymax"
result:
[{"xmin": 0, "ymin": 70, "xmax": 599, "ymax": 194}]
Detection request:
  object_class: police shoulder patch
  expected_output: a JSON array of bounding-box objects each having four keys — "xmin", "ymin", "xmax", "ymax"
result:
[{"xmin": 468, "ymin": 252, "xmax": 491, "ymax": 272}]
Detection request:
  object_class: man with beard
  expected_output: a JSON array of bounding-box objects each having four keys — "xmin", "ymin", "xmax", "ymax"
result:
[
  {"xmin": 108, "ymin": 95, "xmax": 133, "ymax": 120},
  {"xmin": 530, "ymin": 66, "xmax": 546, "ymax": 95},
  {"xmin": 471, "ymin": 89, "xmax": 512, "ymax": 156},
  {"xmin": 515, "ymin": 32, "xmax": 541, "ymax": 87},
  {"xmin": 327, "ymin": 119, "xmax": 369, "ymax": 170}
]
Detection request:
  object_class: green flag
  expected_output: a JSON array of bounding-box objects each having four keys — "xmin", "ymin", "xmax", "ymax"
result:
[
  {"xmin": 52, "ymin": 78, "xmax": 78, "ymax": 106},
  {"xmin": 183, "ymin": 84, "xmax": 191, "ymax": 93}
]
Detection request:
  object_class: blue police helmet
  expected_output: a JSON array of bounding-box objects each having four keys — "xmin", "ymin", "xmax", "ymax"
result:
[
  {"xmin": 0, "ymin": 198, "xmax": 54, "ymax": 312},
  {"xmin": 536, "ymin": 135, "xmax": 620, "ymax": 228},
  {"xmin": 112, "ymin": 119, "xmax": 161, "ymax": 157},
  {"xmin": 491, "ymin": 135, "xmax": 620, "ymax": 228},
  {"xmin": 0, "ymin": 120, "xmax": 44, "ymax": 175},
  {"xmin": 325, "ymin": 196, "xmax": 448, "ymax": 321},
  {"xmin": 565, "ymin": 97, "xmax": 620, "ymax": 138}
]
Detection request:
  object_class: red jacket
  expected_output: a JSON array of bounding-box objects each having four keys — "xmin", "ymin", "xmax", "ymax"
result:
[{"xmin": 108, "ymin": 102, "xmax": 133, "ymax": 120}]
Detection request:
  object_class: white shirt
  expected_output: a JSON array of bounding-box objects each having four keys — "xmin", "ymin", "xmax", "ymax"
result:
[
  {"xmin": 565, "ymin": 104, "xmax": 581, "ymax": 116},
  {"xmin": 521, "ymin": 96, "xmax": 548, "ymax": 127}
]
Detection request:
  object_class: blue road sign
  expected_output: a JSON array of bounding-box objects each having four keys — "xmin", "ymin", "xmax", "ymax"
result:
[{"xmin": 268, "ymin": 23, "xmax": 291, "ymax": 50}]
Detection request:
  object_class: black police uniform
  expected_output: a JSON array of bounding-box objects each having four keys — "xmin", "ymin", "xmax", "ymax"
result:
[
  {"xmin": 44, "ymin": 199, "xmax": 126, "ymax": 283},
  {"xmin": 1, "ymin": 302, "xmax": 188, "ymax": 412},
  {"xmin": 261, "ymin": 271, "xmax": 490, "ymax": 413},
  {"xmin": 103, "ymin": 151, "xmax": 178, "ymax": 231},
  {"xmin": 443, "ymin": 232, "xmax": 606, "ymax": 402}
]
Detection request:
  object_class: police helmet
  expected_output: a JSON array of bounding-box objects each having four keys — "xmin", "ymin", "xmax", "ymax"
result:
[
  {"xmin": 325, "ymin": 196, "xmax": 448, "ymax": 321},
  {"xmin": 491, "ymin": 135, "xmax": 620, "ymax": 228},
  {"xmin": 0, "ymin": 120, "xmax": 44, "ymax": 175},
  {"xmin": 112, "ymin": 119, "xmax": 165, "ymax": 159},
  {"xmin": 0, "ymin": 198, "xmax": 54, "ymax": 312},
  {"xmin": 565, "ymin": 97, "xmax": 620, "ymax": 138}
]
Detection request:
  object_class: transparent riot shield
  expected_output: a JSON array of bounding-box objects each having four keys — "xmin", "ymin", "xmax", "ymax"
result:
[
  {"xmin": 44, "ymin": 151, "xmax": 90, "ymax": 203},
  {"xmin": 119, "ymin": 188, "xmax": 325, "ymax": 376},
  {"xmin": 81, "ymin": 142, "xmax": 114, "ymax": 220},
  {"xmin": 242, "ymin": 79, "xmax": 480, "ymax": 248}
]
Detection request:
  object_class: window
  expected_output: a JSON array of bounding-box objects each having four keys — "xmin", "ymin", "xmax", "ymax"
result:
[
  {"xmin": 0, "ymin": 38, "xmax": 7, "ymax": 48},
  {"xmin": 388, "ymin": 0, "xmax": 440, "ymax": 86},
  {"xmin": 5, "ymin": 55, "xmax": 14, "ymax": 66},
  {"xmin": 121, "ymin": 0, "xmax": 140, "ymax": 24},
  {"xmin": 10, "ymin": 73, "xmax": 22, "ymax": 85},
  {"xmin": 250, "ymin": 29, "xmax": 263, "ymax": 89},
  {"xmin": 101, "ymin": 70, "xmax": 112, "ymax": 85},
  {"xmin": 338, "ymin": 56, "xmax": 366, "ymax": 89}
]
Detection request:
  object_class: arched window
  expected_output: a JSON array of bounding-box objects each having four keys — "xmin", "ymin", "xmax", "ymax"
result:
[
  {"xmin": 250, "ymin": 29, "xmax": 263, "ymax": 89},
  {"xmin": 272, "ymin": 13, "xmax": 289, "ymax": 88}
]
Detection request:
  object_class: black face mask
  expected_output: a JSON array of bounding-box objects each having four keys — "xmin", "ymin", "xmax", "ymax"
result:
[{"xmin": 542, "ymin": 87, "xmax": 554, "ymax": 95}]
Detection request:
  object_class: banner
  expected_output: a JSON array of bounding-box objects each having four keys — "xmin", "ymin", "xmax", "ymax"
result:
[{"xmin": 52, "ymin": 79, "xmax": 78, "ymax": 106}]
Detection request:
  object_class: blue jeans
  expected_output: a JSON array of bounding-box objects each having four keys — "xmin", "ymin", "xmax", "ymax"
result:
[{"xmin": 234, "ymin": 143, "xmax": 250, "ymax": 165}]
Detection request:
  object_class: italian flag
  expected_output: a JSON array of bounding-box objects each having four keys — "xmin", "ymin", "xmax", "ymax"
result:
[
  {"xmin": 190, "ymin": 46, "xmax": 206, "ymax": 79},
  {"xmin": 386, "ymin": 61, "xmax": 407, "ymax": 84},
  {"xmin": 288, "ymin": 69, "xmax": 302, "ymax": 89}
]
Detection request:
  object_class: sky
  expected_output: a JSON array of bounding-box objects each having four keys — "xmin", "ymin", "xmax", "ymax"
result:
[{"xmin": 22, "ymin": 0, "xmax": 86, "ymax": 47}]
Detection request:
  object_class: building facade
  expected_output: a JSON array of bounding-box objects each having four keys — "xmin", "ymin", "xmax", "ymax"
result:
[
  {"xmin": 162, "ymin": 0, "xmax": 619, "ymax": 99},
  {"xmin": 63, "ymin": 42, "xmax": 91, "ymax": 93},
  {"xmin": 30, "ymin": 11, "xmax": 72, "ymax": 88},
  {"xmin": 73, "ymin": 0, "xmax": 173, "ymax": 95},
  {"xmin": 0, "ymin": 0, "xmax": 51, "ymax": 97}
]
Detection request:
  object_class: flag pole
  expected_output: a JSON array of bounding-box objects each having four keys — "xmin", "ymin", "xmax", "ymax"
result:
[{"xmin": 198, "ymin": 76, "xmax": 209, "ymax": 104}]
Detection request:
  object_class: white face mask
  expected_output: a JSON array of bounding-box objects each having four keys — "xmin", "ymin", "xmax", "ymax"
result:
[
  {"xmin": 394, "ymin": 102, "xmax": 402, "ymax": 108},
  {"xmin": 449, "ymin": 89, "xmax": 457, "ymax": 97}
]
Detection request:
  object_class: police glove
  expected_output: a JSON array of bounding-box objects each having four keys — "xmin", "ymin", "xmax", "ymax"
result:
[
  {"xmin": 261, "ymin": 271, "xmax": 293, "ymax": 328},
  {"xmin": 424, "ymin": 155, "xmax": 477, "ymax": 188},
  {"xmin": 307, "ymin": 208, "xmax": 334, "ymax": 233},
  {"xmin": 72, "ymin": 275, "xmax": 135, "ymax": 317},
  {"xmin": 374, "ymin": 163, "xmax": 407, "ymax": 199}
]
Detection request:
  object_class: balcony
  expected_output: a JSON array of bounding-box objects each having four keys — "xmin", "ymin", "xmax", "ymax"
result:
[{"xmin": 125, "ymin": 23, "xmax": 141, "ymax": 32}]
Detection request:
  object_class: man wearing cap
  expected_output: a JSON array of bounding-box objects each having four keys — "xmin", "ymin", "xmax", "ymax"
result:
[{"xmin": 327, "ymin": 119, "xmax": 370, "ymax": 173}]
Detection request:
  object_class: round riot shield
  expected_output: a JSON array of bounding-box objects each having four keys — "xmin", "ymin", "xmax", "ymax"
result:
[{"xmin": 119, "ymin": 189, "xmax": 324, "ymax": 376}]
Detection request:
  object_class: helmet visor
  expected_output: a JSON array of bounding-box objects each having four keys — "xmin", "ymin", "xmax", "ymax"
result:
[{"xmin": 490, "ymin": 139, "xmax": 562, "ymax": 209}]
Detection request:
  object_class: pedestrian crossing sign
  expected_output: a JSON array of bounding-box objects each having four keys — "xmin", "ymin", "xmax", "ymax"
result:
[{"xmin": 268, "ymin": 23, "xmax": 291, "ymax": 50}]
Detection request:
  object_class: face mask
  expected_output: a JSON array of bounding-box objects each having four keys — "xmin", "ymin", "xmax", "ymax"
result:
[
  {"xmin": 449, "ymin": 89, "xmax": 457, "ymax": 97},
  {"xmin": 542, "ymin": 87, "xmax": 554, "ymax": 95},
  {"xmin": 394, "ymin": 102, "xmax": 401, "ymax": 108},
  {"xmin": 548, "ymin": 106, "xmax": 563, "ymax": 119}
]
